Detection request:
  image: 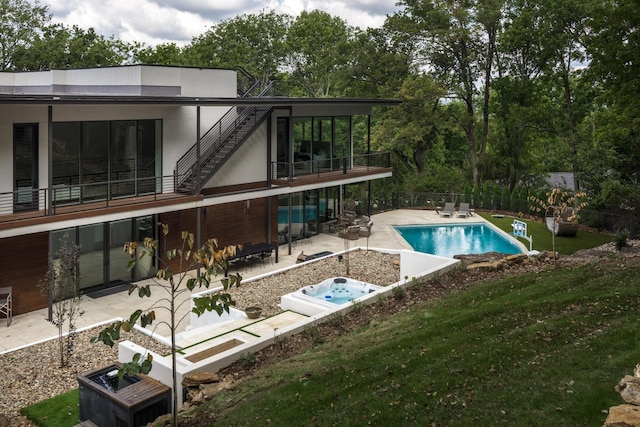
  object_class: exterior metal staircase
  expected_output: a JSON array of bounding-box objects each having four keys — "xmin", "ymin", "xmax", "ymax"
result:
[{"xmin": 175, "ymin": 70, "xmax": 274, "ymax": 195}]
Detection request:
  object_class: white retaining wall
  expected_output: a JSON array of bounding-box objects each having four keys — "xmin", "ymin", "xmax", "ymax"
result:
[{"xmin": 118, "ymin": 248, "xmax": 460, "ymax": 406}]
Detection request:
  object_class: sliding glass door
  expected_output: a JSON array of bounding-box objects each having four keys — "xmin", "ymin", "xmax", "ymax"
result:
[
  {"xmin": 52, "ymin": 119, "xmax": 161, "ymax": 204},
  {"xmin": 52, "ymin": 215, "xmax": 157, "ymax": 293}
]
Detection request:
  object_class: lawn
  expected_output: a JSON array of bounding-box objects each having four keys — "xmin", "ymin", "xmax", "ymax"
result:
[
  {"xmin": 21, "ymin": 389, "xmax": 78, "ymax": 427},
  {"xmin": 22, "ymin": 213, "xmax": 620, "ymax": 426},
  {"xmin": 480, "ymin": 212, "xmax": 612, "ymax": 255},
  {"xmin": 188, "ymin": 257, "xmax": 639, "ymax": 426}
]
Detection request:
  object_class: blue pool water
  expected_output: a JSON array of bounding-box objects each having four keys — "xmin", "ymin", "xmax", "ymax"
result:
[
  {"xmin": 278, "ymin": 206, "xmax": 316, "ymax": 224},
  {"xmin": 395, "ymin": 223, "xmax": 523, "ymax": 258},
  {"xmin": 300, "ymin": 277, "xmax": 383, "ymax": 305}
]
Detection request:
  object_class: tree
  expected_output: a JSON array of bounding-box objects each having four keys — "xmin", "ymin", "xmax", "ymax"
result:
[
  {"xmin": 529, "ymin": 188, "xmax": 588, "ymax": 266},
  {"xmin": 38, "ymin": 233, "xmax": 83, "ymax": 368},
  {"xmin": 92, "ymin": 224, "xmax": 243, "ymax": 426},
  {"xmin": 388, "ymin": 0, "xmax": 504, "ymax": 187},
  {"xmin": 372, "ymin": 74, "xmax": 467, "ymax": 194},
  {"xmin": 587, "ymin": 0, "xmax": 640, "ymax": 121},
  {"xmin": 134, "ymin": 42, "xmax": 185, "ymax": 66},
  {"xmin": 0, "ymin": 0, "xmax": 50, "ymax": 70},
  {"xmin": 185, "ymin": 11, "xmax": 291, "ymax": 86},
  {"xmin": 14, "ymin": 24, "xmax": 135, "ymax": 71},
  {"xmin": 285, "ymin": 10, "xmax": 355, "ymax": 97},
  {"xmin": 521, "ymin": 0, "xmax": 591, "ymax": 191},
  {"xmin": 345, "ymin": 26, "xmax": 412, "ymax": 98}
]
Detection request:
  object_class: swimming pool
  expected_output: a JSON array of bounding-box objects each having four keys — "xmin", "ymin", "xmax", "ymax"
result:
[{"xmin": 395, "ymin": 223, "xmax": 523, "ymax": 258}]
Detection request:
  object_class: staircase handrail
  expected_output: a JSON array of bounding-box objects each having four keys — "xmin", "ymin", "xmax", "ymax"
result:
[
  {"xmin": 236, "ymin": 67, "xmax": 260, "ymax": 97},
  {"xmin": 175, "ymin": 81, "xmax": 275, "ymax": 189}
]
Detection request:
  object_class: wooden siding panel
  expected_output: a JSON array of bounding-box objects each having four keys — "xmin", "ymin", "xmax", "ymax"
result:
[
  {"xmin": 157, "ymin": 197, "xmax": 278, "ymax": 276},
  {"xmin": 0, "ymin": 233, "xmax": 49, "ymax": 315},
  {"xmin": 204, "ymin": 198, "xmax": 276, "ymax": 248}
]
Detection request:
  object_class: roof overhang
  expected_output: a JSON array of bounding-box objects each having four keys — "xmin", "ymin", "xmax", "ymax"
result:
[{"xmin": 0, "ymin": 94, "xmax": 400, "ymax": 108}]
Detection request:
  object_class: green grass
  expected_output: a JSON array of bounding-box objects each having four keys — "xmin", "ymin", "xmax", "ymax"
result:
[
  {"xmin": 480, "ymin": 212, "xmax": 612, "ymax": 255},
  {"xmin": 20, "ymin": 388, "xmax": 78, "ymax": 427},
  {"xmin": 192, "ymin": 259, "xmax": 640, "ymax": 426}
]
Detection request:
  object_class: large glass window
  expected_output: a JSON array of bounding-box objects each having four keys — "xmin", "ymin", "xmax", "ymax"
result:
[
  {"xmin": 334, "ymin": 117, "xmax": 351, "ymax": 160},
  {"xmin": 277, "ymin": 190, "xmax": 320, "ymax": 243},
  {"xmin": 51, "ymin": 215, "xmax": 157, "ymax": 292},
  {"xmin": 109, "ymin": 219, "xmax": 133, "ymax": 284},
  {"xmin": 78, "ymin": 223, "xmax": 105, "ymax": 290},
  {"xmin": 14, "ymin": 123, "xmax": 39, "ymax": 211},
  {"xmin": 135, "ymin": 216, "xmax": 155, "ymax": 281},
  {"xmin": 292, "ymin": 118, "xmax": 312, "ymax": 162},
  {"xmin": 52, "ymin": 122, "xmax": 81, "ymax": 203},
  {"xmin": 276, "ymin": 118, "xmax": 290, "ymax": 177},
  {"xmin": 111, "ymin": 121, "xmax": 137, "ymax": 198},
  {"xmin": 289, "ymin": 117, "xmax": 351, "ymax": 172},
  {"xmin": 137, "ymin": 120, "xmax": 161, "ymax": 194},
  {"xmin": 313, "ymin": 117, "xmax": 332, "ymax": 169},
  {"xmin": 82, "ymin": 122, "xmax": 109, "ymax": 199},
  {"xmin": 52, "ymin": 119, "xmax": 161, "ymax": 203}
]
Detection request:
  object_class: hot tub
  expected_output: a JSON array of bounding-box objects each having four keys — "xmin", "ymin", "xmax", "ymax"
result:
[{"xmin": 281, "ymin": 277, "xmax": 382, "ymax": 316}]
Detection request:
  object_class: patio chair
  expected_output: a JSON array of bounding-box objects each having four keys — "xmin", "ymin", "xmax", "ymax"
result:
[
  {"xmin": 0, "ymin": 287, "xmax": 12, "ymax": 327},
  {"xmin": 457, "ymin": 202, "xmax": 471, "ymax": 218},
  {"xmin": 438, "ymin": 202, "xmax": 455, "ymax": 217}
]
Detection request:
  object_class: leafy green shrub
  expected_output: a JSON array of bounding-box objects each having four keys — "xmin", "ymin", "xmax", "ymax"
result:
[
  {"xmin": 614, "ymin": 229, "xmax": 629, "ymax": 251},
  {"xmin": 392, "ymin": 285, "xmax": 407, "ymax": 300}
]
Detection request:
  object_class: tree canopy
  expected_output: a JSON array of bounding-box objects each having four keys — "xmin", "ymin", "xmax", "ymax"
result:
[{"xmin": 2, "ymin": 0, "xmax": 639, "ymax": 216}]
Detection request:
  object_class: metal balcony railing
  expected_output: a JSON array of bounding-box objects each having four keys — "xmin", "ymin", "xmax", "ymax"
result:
[
  {"xmin": 271, "ymin": 152, "xmax": 391, "ymax": 182},
  {"xmin": 0, "ymin": 174, "xmax": 189, "ymax": 223}
]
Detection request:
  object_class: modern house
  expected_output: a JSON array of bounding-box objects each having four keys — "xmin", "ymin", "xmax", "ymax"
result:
[{"xmin": 0, "ymin": 65, "xmax": 395, "ymax": 316}]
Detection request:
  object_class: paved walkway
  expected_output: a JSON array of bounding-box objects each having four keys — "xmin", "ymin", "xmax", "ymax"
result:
[{"xmin": 0, "ymin": 209, "xmax": 483, "ymax": 353}]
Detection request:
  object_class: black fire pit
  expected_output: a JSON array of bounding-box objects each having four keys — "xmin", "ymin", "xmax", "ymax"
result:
[{"xmin": 78, "ymin": 363, "xmax": 171, "ymax": 427}]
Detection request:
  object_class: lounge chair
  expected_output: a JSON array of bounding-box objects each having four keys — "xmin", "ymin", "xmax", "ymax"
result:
[
  {"xmin": 0, "ymin": 287, "xmax": 12, "ymax": 327},
  {"xmin": 438, "ymin": 202, "xmax": 455, "ymax": 217},
  {"xmin": 457, "ymin": 202, "xmax": 471, "ymax": 218}
]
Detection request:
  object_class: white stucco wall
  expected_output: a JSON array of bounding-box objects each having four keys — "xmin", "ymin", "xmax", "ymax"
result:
[
  {"xmin": 0, "ymin": 102, "xmax": 233, "ymax": 201},
  {"xmin": 202, "ymin": 122, "xmax": 268, "ymax": 188},
  {"xmin": 0, "ymin": 66, "xmax": 237, "ymax": 97},
  {"xmin": 0, "ymin": 105, "xmax": 49, "ymax": 196}
]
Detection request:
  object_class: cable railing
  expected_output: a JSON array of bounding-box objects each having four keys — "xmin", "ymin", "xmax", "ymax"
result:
[
  {"xmin": 175, "ymin": 82, "xmax": 275, "ymax": 193},
  {"xmin": 271, "ymin": 152, "xmax": 391, "ymax": 182},
  {"xmin": 0, "ymin": 174, "xmax": 189, "ymax": 223}
]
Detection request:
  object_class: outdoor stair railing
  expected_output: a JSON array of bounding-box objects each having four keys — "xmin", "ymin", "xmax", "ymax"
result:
[{"xmin": 175, "ymin": 70, "xmax": 274, "ymax": 195}]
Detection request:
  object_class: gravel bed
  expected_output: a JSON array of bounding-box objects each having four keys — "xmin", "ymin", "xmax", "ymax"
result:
[
  {"xmin": 0, "ymin": 249, "xmax": 399, "ymax": 426},
  {"xmin": 229, "ymin": 249, "xmax": 400, "ymax": 316},
  {"xmin": 0, "ymin": 328, "xmax": 171, "ymax": 426}
]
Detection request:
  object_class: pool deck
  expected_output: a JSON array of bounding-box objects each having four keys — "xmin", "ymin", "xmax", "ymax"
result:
[{"xmin": 0, "ymin": 209, "xmax": 496, "ymax": 353}]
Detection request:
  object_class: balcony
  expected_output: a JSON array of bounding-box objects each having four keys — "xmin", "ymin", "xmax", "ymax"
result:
[
  {"xmin": 271, "ymin": 152, "xmax": 392, "ymax": 187},
  {"xmin": 0, "ymin": 175, "xmax": 198, "ymax": 231},
  {"xmin": 0, "ymin": 152, "xmax": 392, "ymax": 231}
]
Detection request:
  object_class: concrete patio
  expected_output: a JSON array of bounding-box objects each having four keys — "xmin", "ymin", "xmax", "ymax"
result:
[{"xmin": 0, "ymin": 209, "xmax": 488, "ymax": 353}]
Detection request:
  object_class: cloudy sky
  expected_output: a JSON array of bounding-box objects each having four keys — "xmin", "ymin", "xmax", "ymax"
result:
[{"xmin": 37, "ymin": 0, "xmax": 401, "ymax": 47}]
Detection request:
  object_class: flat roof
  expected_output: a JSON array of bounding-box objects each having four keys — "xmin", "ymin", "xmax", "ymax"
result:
[{"xmin": 0, "ymin": 94, "xmax": 400, "ymax": 107}]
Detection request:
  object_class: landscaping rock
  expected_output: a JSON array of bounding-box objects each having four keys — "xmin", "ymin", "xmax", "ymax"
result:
[
  {"xmin": 182, "ymin": 372, "xmax": 221, "ymax": 387},
  {"xmin": 200, "ymin": 381, "xmax": 231, "ymax": 398},
  {"xmin": 506, "ymin": 253, "xmax": 528, "ymax": 264},
  {"xmin": 467, "ymin": 260, "xmax": 505, "ymax": 271},
  {"xmin": 617, "ymin": 376, "xmax": 640, "ymax": 406},
  {"xmin": 183, "ymin": 378, "xmax": 233, "ymax": 405},
  {"xmin": 604, "ymin": 404, "xmax": 640, "ymax": 426}
]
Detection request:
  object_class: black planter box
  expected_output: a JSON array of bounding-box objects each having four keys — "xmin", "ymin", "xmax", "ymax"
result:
[{"xmin": 78, "ymin": 363, "xmax": 171, "ymax": 427}]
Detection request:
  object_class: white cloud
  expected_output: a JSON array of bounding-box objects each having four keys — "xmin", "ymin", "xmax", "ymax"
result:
[{"xmin": 37, "ymin": 0, "xmax": 400, "ymax": 46}]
